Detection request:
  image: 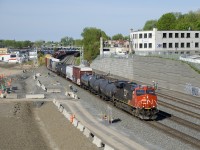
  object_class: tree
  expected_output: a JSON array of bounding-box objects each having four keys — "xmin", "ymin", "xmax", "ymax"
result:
[
  {"xmin": 74, "ymin": 39, "xmax": 83, "ymax": 47},
  {"xmin": 157, "ymin": 13, "xmax": 177, "ymax": 30},
  {"xmin": 33, "ymin": 40, "xmax": 45, "ymax": 48},
  {"xmin": 60, "ymin": 36, "xmax": 74, "ymax": 46},
  {"xmin": 22, "ymin": 40, "xmax": 32, "ymax": 48},
  {"xmin": 143, "ymin": 20, "xmax": 157, "ymax": 30},
  {"xmin": 112, "ymin": 34, "xmax": 124, "ymax": 40},
  {"xmin": 81, "ymin": 27, "xmax": 109, "ymax": 62}
]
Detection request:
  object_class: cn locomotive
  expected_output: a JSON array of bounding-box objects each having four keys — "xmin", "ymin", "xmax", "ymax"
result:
[{"xmin": 46, "ymin": 56, "xmax": 158, "ymax": 120}]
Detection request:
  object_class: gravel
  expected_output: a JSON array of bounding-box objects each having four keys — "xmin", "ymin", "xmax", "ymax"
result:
[{"xmin": 34, "ymin": 66, "xmax": 199, "ymax": 150}]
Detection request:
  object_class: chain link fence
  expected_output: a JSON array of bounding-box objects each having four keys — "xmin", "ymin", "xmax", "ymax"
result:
[{"xmin": 184, "ymin": 83, "xmax": 200, "ymax": 97}]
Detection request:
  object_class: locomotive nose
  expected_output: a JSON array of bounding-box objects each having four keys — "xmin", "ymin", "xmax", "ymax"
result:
[{"xmin": 141, "ymin": 95, "xmax": 156, "ymax": 108}]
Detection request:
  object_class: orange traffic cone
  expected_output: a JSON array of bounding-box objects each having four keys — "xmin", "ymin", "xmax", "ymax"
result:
[{"xmin": 70, "ymin": 114, "xmax": 75, "ymax": 123}]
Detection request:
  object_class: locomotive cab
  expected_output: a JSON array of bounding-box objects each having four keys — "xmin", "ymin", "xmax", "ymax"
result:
[{"xmin": 130, "ymin": 85, "xmax": 158, "ymax": 120}]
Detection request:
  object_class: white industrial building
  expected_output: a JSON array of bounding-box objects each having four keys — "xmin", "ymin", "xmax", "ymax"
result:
[{"xmin": 130, "ymin": 28, "xmax": 200, "ymax": 56}]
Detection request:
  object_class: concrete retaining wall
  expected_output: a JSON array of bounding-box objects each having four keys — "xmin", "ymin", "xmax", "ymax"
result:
[{"xmin": 91, "ymin": 55, "xmax": 200, "ymax": 96}]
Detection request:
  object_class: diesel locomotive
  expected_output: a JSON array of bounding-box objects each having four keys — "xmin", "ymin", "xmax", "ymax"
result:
[{"xmin": 81, "ymin": 74, "xmax": 158, "ymax": 120}]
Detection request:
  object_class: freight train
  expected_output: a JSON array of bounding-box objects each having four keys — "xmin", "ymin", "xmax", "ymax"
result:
[{"xmin": 46, "ymin": 56, "xmax": 158, "ymax": 120}]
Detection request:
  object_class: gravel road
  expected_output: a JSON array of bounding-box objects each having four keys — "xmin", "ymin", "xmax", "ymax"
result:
[{"xmin": 0, "ymin": 64, "xmax": 98, "ymax": 150}]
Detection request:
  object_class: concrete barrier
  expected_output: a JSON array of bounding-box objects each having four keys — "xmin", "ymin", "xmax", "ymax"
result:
[
  {"xmin": 83, "ymin": 127, "xmax": 91, "ymax": 138},
  {"xmin": 41, "ymin": 84, "xmax": 46, "ymax": 91},
  {"xmin": 47, "ymin": 88, "xmax": 61, "ymax": 93},
  {"xmin": 104, "ymin": 144, "xmax": 115, "ymax": 150},
  {"xmin": 55, "ymin": 101, "xmax": 60, "ymax": 108},
  {"xmin": 26, "ymin": 94, "xmax": 45, "ymax": 99},
  {"xmin": 65, "ymin": 91, "xmax": 79, "ymax": 99},
  {"xmin": 36, "ymin": 73, "xmax": 41, "ymax": 77},
  {"xmin": 6, "ymin": 93, "xmax": 18, "ymax": 99},
  {"xmin": 0, "ymin": 93, "xmax": 6, "ymax": 98},
  {"xmin": 53, "ymin": 99, "xmax": 56, "ymax": 104},
  {"xmin": 72, "ymin": 118, "xmax": 79, "ymax": 127},
  {"xmin": 59, "ymin": 105, "xmax": 64, "ymax": 113},
  {"xmin": 77, "ymin": 122, "xmax": 85, "ymax": 132},
  {"xmin": 92, "ymin": 136, "xmax": 103, "ymax": 148},
  {"xmin": 37, "ymin": 81, "xmax": 41, "ymax": 87},
  {"xmin": 62, "ymin": 109, "xmax": 70, "ymax": 120}
]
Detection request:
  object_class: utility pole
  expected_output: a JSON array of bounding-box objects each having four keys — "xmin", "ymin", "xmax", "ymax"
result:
[
  {"xmin": 100, "ymin": 37, "xmax": 103, "ymax": 56},
  {"xmin": 80, "ymin": 47, "xmax": 84, "ymax": 65}
]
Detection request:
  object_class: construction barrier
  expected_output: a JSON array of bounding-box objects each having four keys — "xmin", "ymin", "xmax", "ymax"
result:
[
  {"xmin": 37, "ymin": 81, "xmax": 41, "ymax": 87},
  {"xmin": 47, "ymin": 88, "xmax": 61, "ymax": 93},
  {"xmin": 41, "ymin": 84, "xmax": 46, "ymax": 91},
  {"xmin": 59, "ymin": 105, "xmax": 64, "ymax": 113},
  {"xmin": 55, "ymin": 101, "xmax": 61, "ymax": 108},
  {"xmin": 77, "ymin": 122, "xmax": 85, "ymax": 132},
  {"xmin": 65, "ymin": 91, "xmax": 79, "ymax": 99},
  {"xmin": 62, "ymin": 109, "xmax": 71, "ymax": 120},
  {"xmin": 72, "ymin": 118, "xmax": 78, "ymax": 127},
  {"xmin": 92, "ymin": 136, "xmax": 103, "ymax": 148},
  {"xmin": 26, "ymin": 94, "xmax": 45, "ymax": 99},
  {"xmin": 104, "ymin": 144, "xmax": 115, "ymax": 150},
  {"xmin": 83, "ymin": 127, "xmax": 91, "ymax": 138}
]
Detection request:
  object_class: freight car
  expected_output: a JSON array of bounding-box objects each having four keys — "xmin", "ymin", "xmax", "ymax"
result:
[{"xmin": 45, "ymin": 56, "xmax": 158, "ymax": 120}]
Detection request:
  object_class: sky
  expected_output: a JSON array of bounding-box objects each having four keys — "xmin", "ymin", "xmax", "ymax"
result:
[{"xmin": 0, "ymin": 0, "xmax": 200, "ymax": 42}]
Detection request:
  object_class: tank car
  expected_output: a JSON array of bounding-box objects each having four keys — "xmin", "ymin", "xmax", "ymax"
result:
[
  {"xmin": 88, "ymin": 75, "xmax": 105, "ymax": 94},
  {"xmin": 80, "ymin": 73, "xmax": 92, "ymax": 89},
  {"xmin": 99, "ymin": 79, "xmax": 117, "ymax": 100}
]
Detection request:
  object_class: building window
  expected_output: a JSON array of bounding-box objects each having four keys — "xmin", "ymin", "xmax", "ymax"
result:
[
  {"xmin": 144, "ymin": 33, "xmax": 147, "ymax": 38},
  {"xmin": 169, "ymin": 43, "xmax": 173, "ymax": 48},
  {"xmin": 187, "ymin": 43, "xmax": 190, "ymax": 48},
  {"xmin": 169, "ymin": 33, "xmax": 173, "ymax": 38},
  {"xmin": 181, "ymin": 43, "xmax": 184, "ymax": 48},
  {"xmin": 163, "ymin": 33, "xmax": 167, "ymax": 38},
  {"xmin": 144, "ymin": 43, "xmax": 147, "ymax": 48},
  {"xmin": 186, "ymin": 33, "xmax": 190, "ymax": 38},
  {"xmin": 195, "ymin": 33, "xmax": 199, "ymax": 38},
  {"xmin": 186, "ymin": 51, "xmax": 190, "ymax": 54},
  {"xmin": 181, "ymin": 33, "xmax": 184, "ymax": 38},
  {"xmin": 149, "ymin": 43, "xmax": 152, "ymax": 48},
  {"xmin": 175, "ymin": 43, "xmax": 179, "ymax": 48},
  {"xmin": 163, "ymin": 43, "xmax": 167, "ymax": 48},
  {"xmin": 148, "ymin": 33, "xmax": 152, "ymax": 38},
  {"xmin": 195, "ymin": 42, "xmax": 199, "ymax": 48},
  {"xmin": 139, "ymin": 34, "xmax": 142, "ymax": 39},
  {"xmin": 181, "ymin": 51, "xmax": 184, "ymax": 54},
  {"xmin": 139, "ymin": 43, "xmax": 143, "ymax": 48},
  {"xmin": 175, "ymin": 33, "xmax": 179, "ymax": 38}
]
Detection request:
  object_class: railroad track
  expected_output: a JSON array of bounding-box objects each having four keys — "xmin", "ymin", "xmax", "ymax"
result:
[
  {"xmin": 148, "ymin": 121, "xmax": 200, "ymax": 149},
  {"xmin": 158, "ymin": 111, "xmax": 200, "ymax": 132},
  {"xmin": 157, "ymin": 92, "xmax": 200, "ymax": 109},
  {"xmin": 158, "ymin": 101, "xmax": 200, "ymax": 120}
]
